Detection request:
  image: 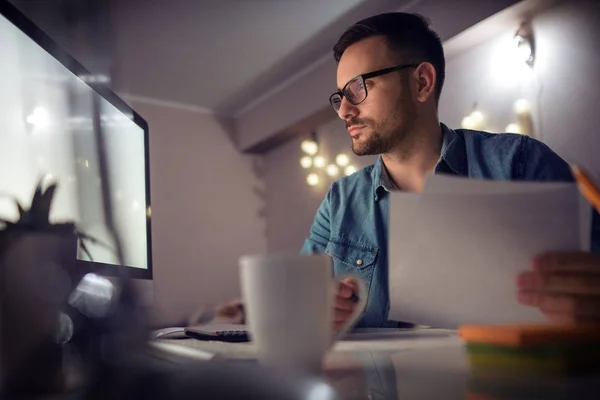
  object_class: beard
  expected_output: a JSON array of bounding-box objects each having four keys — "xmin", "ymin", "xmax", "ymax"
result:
[{"xmin": 348, "ymin": 91, "xmax": 418, "ymax": 157}]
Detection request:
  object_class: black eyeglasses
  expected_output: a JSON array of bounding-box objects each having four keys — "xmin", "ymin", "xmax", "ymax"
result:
[{"xmin": 329, "ymin": 63, "xmax": 419, "ymax": 113}]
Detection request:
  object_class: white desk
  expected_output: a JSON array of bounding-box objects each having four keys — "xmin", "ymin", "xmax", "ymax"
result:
[{"xmin": 155, "ymin": 328, "xmax": 600, "ymax": 399}]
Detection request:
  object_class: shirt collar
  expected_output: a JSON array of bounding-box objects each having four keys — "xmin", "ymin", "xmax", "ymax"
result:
[{"xmin": 372, "ymin": 123, "xmax": 466, "ymax": 201}]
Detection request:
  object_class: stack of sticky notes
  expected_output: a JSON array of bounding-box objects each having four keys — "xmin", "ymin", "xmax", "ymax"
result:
[{"xmin": 459, "ymin": 324, "xmax": 600, "ymax": 374}]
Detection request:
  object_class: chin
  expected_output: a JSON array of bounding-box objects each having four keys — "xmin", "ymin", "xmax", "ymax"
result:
[{"xmin": 352, "ymin": 143, "xmax": 375, "ymax": 157}]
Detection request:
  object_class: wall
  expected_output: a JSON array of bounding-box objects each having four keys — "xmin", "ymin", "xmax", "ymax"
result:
[
  {"xmin": 439, "ymin": 0, "xmax": 600, "ymax": 174},
  {"xmin": 263, "ymin": 0, "xmax": 600, "ymax": 253},
  {"xmin": 132, "ymin": 101, "xmax": 266, "ymax": 325}
]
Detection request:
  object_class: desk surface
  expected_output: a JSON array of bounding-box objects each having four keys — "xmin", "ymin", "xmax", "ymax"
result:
[{"xmin": 156, "ymin": 328, "xmax": 600, "ymax": 399}]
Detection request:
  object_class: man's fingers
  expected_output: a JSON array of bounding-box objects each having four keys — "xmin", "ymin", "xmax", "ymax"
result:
[
  {"xmin": 518, "ymin": 291, "xmax": 600, "ymax": 317},
  {"xmin": 543, "ymin": 312, "xmax": 600, "ymax": 324},
  {"xmin": 534, "ymin": 252, "xmax": 600, "ymax": 274},
  {"xmin": 336, "ymin": 296, "xmax": 357, "ymax": 312},
  {"xmin": 335, "ymin": 307, "xmax": 353, "ymax": 322},
  {"xmin": 517, "ymin": 271, "xmax": 600, "ymax": 295},
  {"xmin": 338, "ymin": 278, "xmax": 358, "ymax": 299},
  {"xmin": 341, "ymin": 277, "xmax": 359, "ymax": 291},
  {"xmin": 333, "ymin": 321, "xmax": 346, "ymax": 332}
]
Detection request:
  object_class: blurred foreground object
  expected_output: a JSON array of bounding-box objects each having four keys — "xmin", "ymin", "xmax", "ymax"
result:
[
  {"xmin": 460, "ymin": 323, "xmax": 600, "ymax": 374},
  {"xmin": 0, "ymin": 180, "xmax": 81, "ymax": 394},
  {"xmin": 571, "ymin": 165, "xmax": 600, "ymax": 212},
  {"xmin": 0, "ymin": 181, "xmax": 339, "ymax": 399}
]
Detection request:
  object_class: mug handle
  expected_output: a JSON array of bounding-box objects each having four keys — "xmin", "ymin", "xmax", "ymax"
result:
[{"xmin": 334, "ymin": 274, "xmax": 368, "ymax": 339}]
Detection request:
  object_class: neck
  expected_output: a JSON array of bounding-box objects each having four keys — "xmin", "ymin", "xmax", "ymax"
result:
[{"xmin": 381, "ymin": 119, "xmax": 443, "ymax": 193}]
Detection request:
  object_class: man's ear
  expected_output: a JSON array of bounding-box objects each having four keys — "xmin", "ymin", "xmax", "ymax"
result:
[{"xmin": 414, "ymin": 62, "xmax": 437, "ymax": 104}]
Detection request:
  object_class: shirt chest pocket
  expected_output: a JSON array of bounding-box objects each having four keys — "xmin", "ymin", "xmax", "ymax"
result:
[{"xmin": 325, "ymin": 240, "xmax": 378, "ymax": 291}]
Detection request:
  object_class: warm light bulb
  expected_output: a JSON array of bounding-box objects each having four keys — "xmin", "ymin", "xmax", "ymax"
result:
[
  {"xmin": 461, "ymin": 116, "xmax": 476, "ymax": 130},
  {"xmin": 26, "ymin": 106, "xmax": 50, "ymax": 129},
  {"xmin": 306, "ymin": 173, "xmax": 319, "ymax": 186},
  {"xmin": 505, "ymin": 123, "xmax": 522, "ymax": 134},
  {"xmin": 326, "ymin": 164, "xmax": 339, "ymax": 177},
  {"xmin": 514, "ymin": 99, "xmax": 531, "ymax": 115},
  {"xmin": 146, "ymin": 207, "xmax": 152, "ymax": 218},
  {"xmin": 300, "ymin": 140, "xmax": 318, "ymax": 156},
  {"xmin": 491, "ymin": 32, "xmax": 534, "ymax": 86},
  {"xmin": 335, "ymin": 153, "xmax": 350, "ymax": 167},
  {"xmin": 300, "ymin": 156, "xmax": 312, "ymax": 169},
  {"xmin": 344, "ymin": 165, "xmax": 357, "ymax": 176},
  {"xmin": 470, "ymin": 110, "xmax": 484, "ymax": 125},
  {"xmin": 313, "ymin": 156, "xmax": 326, "ymax": 168}
]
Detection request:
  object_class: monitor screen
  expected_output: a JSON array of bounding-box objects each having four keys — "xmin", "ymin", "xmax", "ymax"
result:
[{"xmin": 0, "ymin": 3, "xmax": 152, "ymax": 278}]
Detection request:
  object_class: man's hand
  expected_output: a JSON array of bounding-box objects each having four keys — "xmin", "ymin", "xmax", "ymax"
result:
[
  {"xmin": 517, "ymin": 252, "xmax": 600, "ymax": 323},
  {"xmin": 334, "ymin": 278, "xmax": 360, "ymax": 332}
]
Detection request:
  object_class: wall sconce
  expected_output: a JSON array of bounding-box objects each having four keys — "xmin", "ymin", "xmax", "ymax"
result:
[
  {"xmin": 461, "ymin": 105, "xmax": 485, "ymax": 130},
  {"xmin": 505, "ymin": 123, "xmax": 522, "ymax": 134},
  {"xmin": 514, "ymin": 98, "xmax": 531, "ymax": 115},
  {"xmin": 514, "ymin": 22, "xmax": 535, "ymax": 67},
  {"xmin": 300, "ymin": 134, "xmax": 359, "ymax": 186},
  {"xmin": 510, "ymin": 98, "xmax": 534, "ymax": 136}
]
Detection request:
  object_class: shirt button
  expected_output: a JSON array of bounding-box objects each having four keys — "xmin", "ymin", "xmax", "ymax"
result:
[{"xmin": 356, "ymin": 259, "xmax": 363, "ymax": 265}]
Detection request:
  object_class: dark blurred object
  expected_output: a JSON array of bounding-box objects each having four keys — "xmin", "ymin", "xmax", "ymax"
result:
[
  {"xmin": 0, "ymin": 181, "xmax": 80, "ymax": 394},
  {"xmin": 0, "ymin": 181, "xmax": 338, "ymax": 399}
]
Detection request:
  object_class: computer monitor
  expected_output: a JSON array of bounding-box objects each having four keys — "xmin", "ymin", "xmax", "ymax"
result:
[{"xmin": 0, "ymin": 2, "xmax": 153, "ymax": 282}]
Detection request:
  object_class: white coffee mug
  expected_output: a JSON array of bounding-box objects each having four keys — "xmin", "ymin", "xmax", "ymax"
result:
[{"xmin": 239, "ymin": 253, "xmax": 367, "ymax": 373}]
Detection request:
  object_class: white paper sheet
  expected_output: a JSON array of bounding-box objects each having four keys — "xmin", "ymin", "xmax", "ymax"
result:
[
  {"xmin": 389, "ymin": 176, "xmax": 589, "ymax": 329},
  {"xmin": 424, "ymin": 174, "xmax": 592, "ymax": 250}
]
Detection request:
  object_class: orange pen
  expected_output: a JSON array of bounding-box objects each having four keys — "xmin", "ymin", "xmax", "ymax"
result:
[{"xmin": 571, "ymin": 165, "xmax": 600, "ymax": 212}]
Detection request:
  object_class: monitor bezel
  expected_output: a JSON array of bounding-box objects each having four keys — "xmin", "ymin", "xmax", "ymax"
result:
[{"xmin": 0, "ymin": 1, "xmax": 153, "ymax": 280}]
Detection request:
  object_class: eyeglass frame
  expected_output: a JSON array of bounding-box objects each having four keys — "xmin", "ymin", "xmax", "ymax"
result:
[{"xmin": 329, "ymin": 63, "xmax": 420, "ymax": 112}]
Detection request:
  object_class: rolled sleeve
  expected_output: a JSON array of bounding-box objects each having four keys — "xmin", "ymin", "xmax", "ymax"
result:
[{"xmin": 300, "ymin": 190, "xmax": 332, "ymax": 254}]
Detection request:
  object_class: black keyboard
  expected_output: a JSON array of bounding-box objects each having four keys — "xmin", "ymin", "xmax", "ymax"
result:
[{"xmin": 185, "ymin": 329, "xmax": 250, "ymax": 343}]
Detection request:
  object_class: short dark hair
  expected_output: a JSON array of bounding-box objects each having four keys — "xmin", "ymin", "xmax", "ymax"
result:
[{"xmin": 333, "ymin": 12, "xmax": 445, "ymax": 104}]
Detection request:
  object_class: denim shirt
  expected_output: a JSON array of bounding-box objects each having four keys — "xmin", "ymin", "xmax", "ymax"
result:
[{"xmin": 300, "ymin": 124, "xmax": 600, "ymax": 328}]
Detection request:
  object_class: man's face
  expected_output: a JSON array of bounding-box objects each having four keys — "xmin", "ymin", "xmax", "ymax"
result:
[{"xmin": 336, "ymin": 36, "xmax": 418, "ymax": 156}]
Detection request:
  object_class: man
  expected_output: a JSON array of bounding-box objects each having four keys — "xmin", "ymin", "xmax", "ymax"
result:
[{"xmin": 300, "ymin": 12, "xmax": 600, "ymax": 329}]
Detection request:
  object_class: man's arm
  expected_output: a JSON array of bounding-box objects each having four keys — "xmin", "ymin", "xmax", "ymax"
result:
[{"xmin": 300, "ymin": 191, "xmax": 331, "ymax": 254}]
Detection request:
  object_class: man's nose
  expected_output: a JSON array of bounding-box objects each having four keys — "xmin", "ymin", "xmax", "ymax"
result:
[{"xmin": 337, "ymin": 96, "xmax": 358, "ymax": 120}]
